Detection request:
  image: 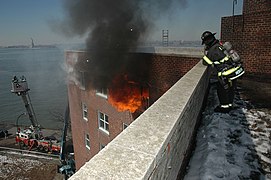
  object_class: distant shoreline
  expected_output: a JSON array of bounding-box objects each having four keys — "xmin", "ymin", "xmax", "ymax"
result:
[
  {"xmin": 0, "ymin": 45, "xmax": 57, "ymax": 49},
  {"xmin": 0, "ymin": 40, "xmax": 202, "ymax": 49}
]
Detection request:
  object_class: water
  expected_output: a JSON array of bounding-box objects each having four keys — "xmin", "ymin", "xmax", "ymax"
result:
[{"xmin": 0, "ymin": 48, "xmax": 68, "ymax": 129}]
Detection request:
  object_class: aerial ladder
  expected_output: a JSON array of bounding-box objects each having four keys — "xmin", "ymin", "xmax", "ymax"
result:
[
  {"xmin": 11, "ymin": 76, "xmax": 42, "ymax": 139},
  {"xmin": 11, "ymin": 76, "xmax": 75, "ymax": 176},
  {"xmin": 11, "ymin": 76, "xmax": 61, "ymax": 152}
]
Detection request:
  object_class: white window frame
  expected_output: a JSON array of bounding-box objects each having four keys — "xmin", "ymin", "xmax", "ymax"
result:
[
  {"xmin": 98, "ymin": 111, "xmax": 109, "ymax": 134},
  {"xmin": 96, "ymin": 88, "xmax": 108, "ymax": 99},
  {"xmin": 82, "ymin": 103, "xmax": 88, "ymax": 121},
  {"xmin": 85, "ymin": 133, "xmax": 90, "ymax": 150}
]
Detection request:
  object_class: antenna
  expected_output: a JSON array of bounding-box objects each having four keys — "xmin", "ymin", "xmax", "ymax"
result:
[
  {"xmin": 232, "ymin": 0, "xmax": 238, "ymax": 31},
  {"xmin": 162, "ymin": 30, "xmax": 169, "ymax": 47}
]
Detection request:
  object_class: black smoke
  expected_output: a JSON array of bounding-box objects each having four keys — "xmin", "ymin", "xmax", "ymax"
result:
[{"xmin": 61, "ymin": 0, "xmax": 187, "ymax": 89}]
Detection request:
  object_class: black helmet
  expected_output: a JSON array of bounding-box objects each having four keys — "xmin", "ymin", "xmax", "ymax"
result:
[{"xmin": 201, "ymin": 31, "xmax": 216, "ymax": 45}]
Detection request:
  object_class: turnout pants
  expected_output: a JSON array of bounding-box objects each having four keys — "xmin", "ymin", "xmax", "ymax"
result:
[{"xmin": 217, "ymin": 79, "xmax": 236, "ymax": 107}]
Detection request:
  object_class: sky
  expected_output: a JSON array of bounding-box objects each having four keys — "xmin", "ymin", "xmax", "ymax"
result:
[{"xmin": 0, "ymin": 0, "xmax": 243, "ymax": 46}]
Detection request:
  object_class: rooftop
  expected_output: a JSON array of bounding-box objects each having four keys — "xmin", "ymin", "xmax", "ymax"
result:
[{"xmin": 184, "ymin": 77, "xmax": 271, "ymax": 179}]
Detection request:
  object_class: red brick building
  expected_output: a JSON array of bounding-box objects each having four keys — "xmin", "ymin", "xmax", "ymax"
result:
[
  {"xmin": 221, "ymin": 0, "xmax": 271, "ymax": 76},
  {"xmin": 66, "ymin": 0, "xmax": 271, "ymax": 171},
  {"xmin": 66, "ymin": 51, "xmax": 200, "ymax": 169}
]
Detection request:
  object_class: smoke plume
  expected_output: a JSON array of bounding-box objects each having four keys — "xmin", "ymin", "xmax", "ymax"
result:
[{"xmin": 62, "ymin": 0, "xmax": 187, "ymax": 89}]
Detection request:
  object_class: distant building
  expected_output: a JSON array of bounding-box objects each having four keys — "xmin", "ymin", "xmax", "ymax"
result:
[
  {"xmin": 221, "ymin": 0, "xmax": 271, "ymax": 76},
  {"xmin": 65, "ymin": 50, "xmax": 200, "ymax": 169}
]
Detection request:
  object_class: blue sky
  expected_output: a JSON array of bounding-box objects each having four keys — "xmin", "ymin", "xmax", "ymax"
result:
[{"xmin": 0, "ymin": 0, "xmax": 243, "ymax": 46}]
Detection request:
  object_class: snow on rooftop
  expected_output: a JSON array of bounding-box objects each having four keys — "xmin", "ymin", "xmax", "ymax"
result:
[
  {"xmin": 0, "ymin": 153, "xmax": 42, "ymax": 179},
  {"xmin": 184, "ymin": 82, "xmax": 271, "ymax": 179}
]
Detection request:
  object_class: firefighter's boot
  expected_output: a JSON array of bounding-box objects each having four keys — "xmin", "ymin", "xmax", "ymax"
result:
[{"xmin": 214, "ymin": 105, "xmax": 232, "ymax": 113}]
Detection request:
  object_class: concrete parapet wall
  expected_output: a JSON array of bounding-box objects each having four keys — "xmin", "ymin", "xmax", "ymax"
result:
[
  {"xmin": 70, "ymin": 61, "xmax": 209, "ymax": 180},
  {"xmin": 136, "ymin": 46, "xmax": 203, "ymax": 56}
]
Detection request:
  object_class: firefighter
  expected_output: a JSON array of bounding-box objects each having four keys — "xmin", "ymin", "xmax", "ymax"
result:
[{"xmin": 201, "ymin": 31, "xmax": 245, "ymax": 113}]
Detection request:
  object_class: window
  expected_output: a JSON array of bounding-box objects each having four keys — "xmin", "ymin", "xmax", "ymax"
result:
[
  {"xmin": 85, "ymin": 133, "xmax": 90, "ymax": 150},
  {"xmin": 96, "ymin": 88, "xmax": 108, "ymax": 99},
  {"xmin": 100, "ymin": 144, "xmax": 106, "ymax": 150},
  {"xmin": 82, "ymin": 103, "xmax": 88, "ymax": 121},
  {"xmin": 123, "ymin": 123, "xmax": 129, "ymax": 130},
  {"xmin": 98, "ymin": 111, "xmax": 109, "ymax": 134},
  {"xmin": 79, "ymin": 71, "xmax": 86, "ymax": 90}
]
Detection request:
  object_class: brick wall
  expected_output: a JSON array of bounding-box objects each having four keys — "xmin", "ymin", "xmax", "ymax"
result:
[
  {"xmin": 243, "ymin": 0, "xmax": 271, "ymax": 14},
  {"xmin": 69, "ymin": 61, "xmax": 210, "ymax": 180},
  {"xmin": 148, "ymin": 54, "xmax": 200, "ymax": 104},
  {"xmin": 66, "ymin": 51, "xmax": 201, "ymax": 169},
  {"xmin": 221, "ymin": 0, "xmax": 271, "ymax": 76},
  {"xmin": 68, "ymin": 83, "xmax": 134, "ymax": 169}
]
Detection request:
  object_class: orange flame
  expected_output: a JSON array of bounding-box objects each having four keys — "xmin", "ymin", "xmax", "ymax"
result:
[{"xmin": 108, "ymin": 75, "xmax": 149, "ymax": 113}]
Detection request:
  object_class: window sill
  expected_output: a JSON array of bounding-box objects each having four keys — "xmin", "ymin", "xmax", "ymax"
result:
[
  {"xmin": 98, "ymin": 128, "xmax": 109, "ymax": 135},
  {"xmin": 96, "ymin": 93, "xmax": 108, "ymax": 99}
]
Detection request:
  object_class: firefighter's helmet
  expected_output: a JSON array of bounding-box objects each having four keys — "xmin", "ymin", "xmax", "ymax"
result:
[{"xmin": 201, "ymin": 31, "xmax": 216, "ymax": 45}]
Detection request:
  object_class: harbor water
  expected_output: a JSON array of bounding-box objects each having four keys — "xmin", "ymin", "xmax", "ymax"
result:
[{"xmin": 0, "ymin": 47, "xmax": 68, "ymax": 129}]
